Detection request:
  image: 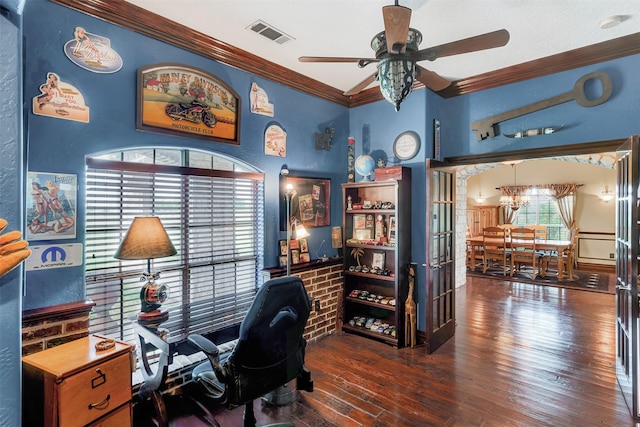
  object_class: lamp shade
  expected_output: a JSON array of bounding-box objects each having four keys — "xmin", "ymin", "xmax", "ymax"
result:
[
  {"xmin": 294, "ymin": 222, "xmax": 310, "ymax": 239},
  {"xmin": 114, "ymin": 216, "xmax": 176, "ymax": 260}
]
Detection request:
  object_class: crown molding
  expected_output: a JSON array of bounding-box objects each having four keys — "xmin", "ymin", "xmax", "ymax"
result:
[
  {"xmin": 445, "ymin": 139, "xmax": 624, "ymax": 166},
  {"xmin": 52, "ymin": 0, "xmax": 640, "ymax": 107}
]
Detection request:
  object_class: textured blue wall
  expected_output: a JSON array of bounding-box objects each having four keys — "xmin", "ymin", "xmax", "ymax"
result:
[
  {"xmin": 0, "ymin": 5, "xmax": 24, "ymax": 427},
  {"xmin": 463, "ymin": 56, "xmax": 640, "ymax": 154},
  {"xmin": 21, "ymin": 1, "xmax": 640, "ymax": 323},
  {"xmin": 22, "ymin": 1, "xmax": 349, "ymax": 310},
  {"xmin": 347, "ymin": 55, "xmax": 640, "ymax": 330},
  {"xmin": 7, "ymin": 0, "xmax": 640, "ymax": 421}
]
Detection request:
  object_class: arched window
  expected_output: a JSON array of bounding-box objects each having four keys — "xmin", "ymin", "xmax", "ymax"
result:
[{"xmin": 85, "ymin": 148, "xmax": 264, "ymax": 342}]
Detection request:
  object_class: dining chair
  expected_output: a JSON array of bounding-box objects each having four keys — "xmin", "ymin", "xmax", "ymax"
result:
[
  {"xmin": 541, "ymin": 227, "xmax": 579, "ymax": 280},
  {"xmin": 466, "ymin": 240, "xmax": 484, "ymax": 271},
  {"xmin": 526, "ymin": 224, "xmax": 548, "ymax": 240},
  {"xmin": 509, "ymin": 227, "xmax": 540, "ymax": 280},
  {"xmin": 482, "ymin": 226, "xmax": 510, "ymax": 276}
]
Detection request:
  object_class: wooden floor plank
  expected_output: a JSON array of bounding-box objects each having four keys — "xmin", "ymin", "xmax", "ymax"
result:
[{"xmin": 134, "ymin": 275, "xmax": 636, "ymax": 426}]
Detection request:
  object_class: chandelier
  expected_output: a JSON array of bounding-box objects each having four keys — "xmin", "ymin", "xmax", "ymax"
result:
[{"xmin": 500, "ymin": 163, "xmax": 530, "ymax": 211}]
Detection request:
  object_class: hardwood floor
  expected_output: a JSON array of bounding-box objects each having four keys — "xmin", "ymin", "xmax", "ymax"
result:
[{"xmin": 135, "ymin": 275, "xmax": 635, "ymax": 426}]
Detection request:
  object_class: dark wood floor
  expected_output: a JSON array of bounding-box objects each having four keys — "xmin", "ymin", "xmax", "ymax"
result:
[{"xmin": 136, "ymin": 275, "xmax": 635, "ymax": 426}]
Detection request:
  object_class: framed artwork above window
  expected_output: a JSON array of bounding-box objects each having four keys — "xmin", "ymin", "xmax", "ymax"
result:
[{"xmin": 137, "ymin": 63, "xmax": 241, "ymax": 144}]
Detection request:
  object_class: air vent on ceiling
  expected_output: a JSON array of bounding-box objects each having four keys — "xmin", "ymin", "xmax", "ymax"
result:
[{"xmin": 247, "ymin": 20, "xmax": 294, "ymax": 45}]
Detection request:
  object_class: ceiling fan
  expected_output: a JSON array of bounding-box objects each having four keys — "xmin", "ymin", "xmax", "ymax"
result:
[{"xmin": 299, "ymin": 1, "xmax": 510, "ymax": 111}]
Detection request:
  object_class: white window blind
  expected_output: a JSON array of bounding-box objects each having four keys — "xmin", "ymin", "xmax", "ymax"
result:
[
  {"xmin": 85, "ymin": 155, "xmax": 264, "ymax": 343},
  {"xmin": 513, "ymin": 193, "xmax": 569, "ymax": 240}
]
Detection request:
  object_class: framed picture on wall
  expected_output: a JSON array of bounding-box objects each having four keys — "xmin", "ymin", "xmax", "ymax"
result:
[
  {"xmin": 279, "ymin": 240, "xmax": 288, "ymax": 256},
  {"xmin": 26, "ymin": 171, "xmax": 77, "ymax": 241},
  {"xmin": 137, "ymin": 63, "xmax": 240, "ymax": 144},
  {"xmin": 291, "ymin": 249, "xmax": 300, "ymax": 265},
  {"xmin": 280, "ymin": 175, "xmax": 331, "ymax": 230},
  {"xmin": 299, "ymin": 238, "xmax": 308, "ymax": 253}
]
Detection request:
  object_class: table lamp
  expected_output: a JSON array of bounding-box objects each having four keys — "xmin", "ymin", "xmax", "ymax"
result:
[{"xmin": 114, "ymin": 216, "xmax": 176, "ymax": 327}]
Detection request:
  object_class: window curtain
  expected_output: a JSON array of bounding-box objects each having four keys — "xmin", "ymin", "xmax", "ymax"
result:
[{"xmin": 539, "ymin": 183, "xmax": 577, "ymax": 230}]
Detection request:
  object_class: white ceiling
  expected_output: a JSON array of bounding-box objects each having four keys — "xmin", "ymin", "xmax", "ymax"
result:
[{"xmin": 125, "ymin": 0, "xmax": 638, "ymax": 94}]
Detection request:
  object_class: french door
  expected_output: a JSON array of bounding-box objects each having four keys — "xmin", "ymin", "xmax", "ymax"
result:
[
  {"xmin": 425, "ymin": 159, "xmax": 456, "ymax": 353},
  {"xmin": 616, "ymin": 135, "xmax": 640, "ymax": 419}
]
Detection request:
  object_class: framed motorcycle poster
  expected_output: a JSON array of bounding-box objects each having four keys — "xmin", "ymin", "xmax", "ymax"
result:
[{"xmin": 137, "ymin": 63, "xmax": 240, "ymax": 144}]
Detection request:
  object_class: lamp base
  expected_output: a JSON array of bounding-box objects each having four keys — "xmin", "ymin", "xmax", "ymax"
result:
[{"xmin": 137, "ymin": 309, "xmax": 169, "ymax": 329}]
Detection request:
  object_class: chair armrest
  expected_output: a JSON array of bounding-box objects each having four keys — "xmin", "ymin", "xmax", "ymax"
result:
[{"xmin": 188, "ymin": 334, "xmax": 220, "ymax": 359}]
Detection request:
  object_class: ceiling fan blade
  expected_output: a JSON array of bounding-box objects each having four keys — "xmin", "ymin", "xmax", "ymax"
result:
[
  {"xmin": 415, "ymin": 65, "xmax": 451, "ymax": 91},
  {"xmin": 411, "ymin": 29, "xmax": 510, "ymax": 62},
  {"xmin": 382, "ymin": 5, "xmax": 412, "ymax": 54},
  {"xmin": 299, "ymin": 56, "xmax": 369, "ymax": 63},
  {"xmin": 343, "ymin": 71, "xmax": 378, "ymax": 96}
]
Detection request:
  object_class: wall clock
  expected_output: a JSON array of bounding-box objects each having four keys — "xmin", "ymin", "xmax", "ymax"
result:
[{"xmin": 393, "ymin": 131, "xmax": 420, "ymax": 161}]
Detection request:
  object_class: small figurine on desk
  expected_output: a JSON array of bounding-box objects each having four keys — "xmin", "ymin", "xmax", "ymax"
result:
[{"xmin": 347, "ymin": 195, "xmax": 353, "ymax": 210}]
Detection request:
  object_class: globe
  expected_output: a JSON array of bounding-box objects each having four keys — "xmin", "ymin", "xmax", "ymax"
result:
[{"xmin": 354, "ymin": 155, "xmax": 375, "ymax": 181}]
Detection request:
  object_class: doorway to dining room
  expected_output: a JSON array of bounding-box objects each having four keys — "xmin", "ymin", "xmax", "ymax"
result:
[{"xmin": 450, "ymin": 142, "xmax": 618, "ymax": 291}]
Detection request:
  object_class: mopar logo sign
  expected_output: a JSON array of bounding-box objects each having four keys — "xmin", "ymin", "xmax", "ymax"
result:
[
  {"xmin": 25, "ymin": 244, "xmax": 83, "ymax": 271},
  {"xmin": 41, "ymin": 246, "xmax": 67, "ymax": 263}
]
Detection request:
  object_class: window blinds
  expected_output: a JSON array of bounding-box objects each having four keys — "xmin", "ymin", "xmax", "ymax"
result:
[{"xmin": 85, "ymin": 158, "xmax": 264, "ymax": 343}]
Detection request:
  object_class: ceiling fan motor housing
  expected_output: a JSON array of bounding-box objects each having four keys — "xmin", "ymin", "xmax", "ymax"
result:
[{"xmin": 371, "ymin": 28, "xmax": 423, "ymax": 57}]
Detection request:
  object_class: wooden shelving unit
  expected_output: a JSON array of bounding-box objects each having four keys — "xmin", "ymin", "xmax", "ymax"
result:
[{"xmin": 341, "ymin": 168, "xmax": 411, "ymax": 347}]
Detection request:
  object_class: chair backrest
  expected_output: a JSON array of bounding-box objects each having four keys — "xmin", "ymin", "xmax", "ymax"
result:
[
  {"xmin": 230, "ymin": 276, "xmax": 311, "ymax": 371},
  {"xmin": 570, "ymin": 227, "xmax": 579, "ymax": 245},
  {"xmin": 510, "ymin": 227, "xmax": 536, "ymax": 251},
  {"xmin": 526, "ymin": 224, "xmax": 547, "ymax": 240},
  {"xmin": 483, "ymin": 226, "xmax": 507, "ymax": 249},
  {"xmin": 564, "ymin": 227, "xmax": 580, "ymax": 257}
]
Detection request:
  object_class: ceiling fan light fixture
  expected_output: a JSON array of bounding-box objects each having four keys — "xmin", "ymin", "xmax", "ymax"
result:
[{"xmin": 378, "ymin": 58, "xmax": 415, "ymax": 111}]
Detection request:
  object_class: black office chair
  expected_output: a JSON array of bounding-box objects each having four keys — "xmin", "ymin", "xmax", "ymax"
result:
[{"xmin": 188, "ymin": 276, "xmax": 314, "ymax": 427}]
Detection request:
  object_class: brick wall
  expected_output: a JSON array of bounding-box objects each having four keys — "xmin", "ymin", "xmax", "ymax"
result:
[
  {"xmin": 263, "ymin": 258, "xmax": 344, "ymax": 342},
  {"xmin": 21, "ymin": 300, "xmax": 95, "ymax": 356}
]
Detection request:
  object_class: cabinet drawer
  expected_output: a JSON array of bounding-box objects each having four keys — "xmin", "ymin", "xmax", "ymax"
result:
[
  {"xmin": 87, "ymin": 403, "xmax": 131, "ymax": 427},
  {"xmin": 58, "ymin": 353, "xmax": 131, "ymax": 426}
]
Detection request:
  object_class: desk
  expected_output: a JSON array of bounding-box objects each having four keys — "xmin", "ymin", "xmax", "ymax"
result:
[
  {"xmin": 466, "ymin": 236, "xmax": 572, "ymax": 281},
  {"xmin": 132, "ymin": 300, "xmax": 244, "ymax": 427}
]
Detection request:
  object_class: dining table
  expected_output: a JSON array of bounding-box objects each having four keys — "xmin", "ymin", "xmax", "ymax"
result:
[{"xmin": 466, "ymin": 235, "xmax": 573, "ymax": 281}]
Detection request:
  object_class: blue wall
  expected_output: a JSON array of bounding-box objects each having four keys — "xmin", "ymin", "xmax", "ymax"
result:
[
  {"xmin": 462, "ymin": 56, "xmax": 640, "ymax": 154},
  {"xmin": 20, "ymin": 0, "xmax": 640, "ymax": 332},
  {"xmin": 3, "ymin": 1, "xmax": 638, "ymax": 424},
  {"xmin": 0, "ymin": 4, "xmax": 24, "ymax": 426},
  {"xmin": 22, "ymin": 1, "xmax": 350, "ymax": 310}
]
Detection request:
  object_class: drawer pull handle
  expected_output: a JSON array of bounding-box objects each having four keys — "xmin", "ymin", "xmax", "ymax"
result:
[
  {"xmin": 88, "ymin": 394, "xmax": 110, "ymax": 410},
  {"xmin": 91, "ymin": 368, "xmax": 107, "ymax": 388}
]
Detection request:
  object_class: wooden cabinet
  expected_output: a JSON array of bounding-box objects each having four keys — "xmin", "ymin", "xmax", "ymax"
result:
[
  {"xmin": 22, "ymin": 335, "xmax": 134, "ymax": 427},
  {"xmin": 341, "ymin": 169, "xmax": 411, "ymax": 347},
  {"xmin": 466, "ymin": 205, "xmax": 499, "ymax": 236}
]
